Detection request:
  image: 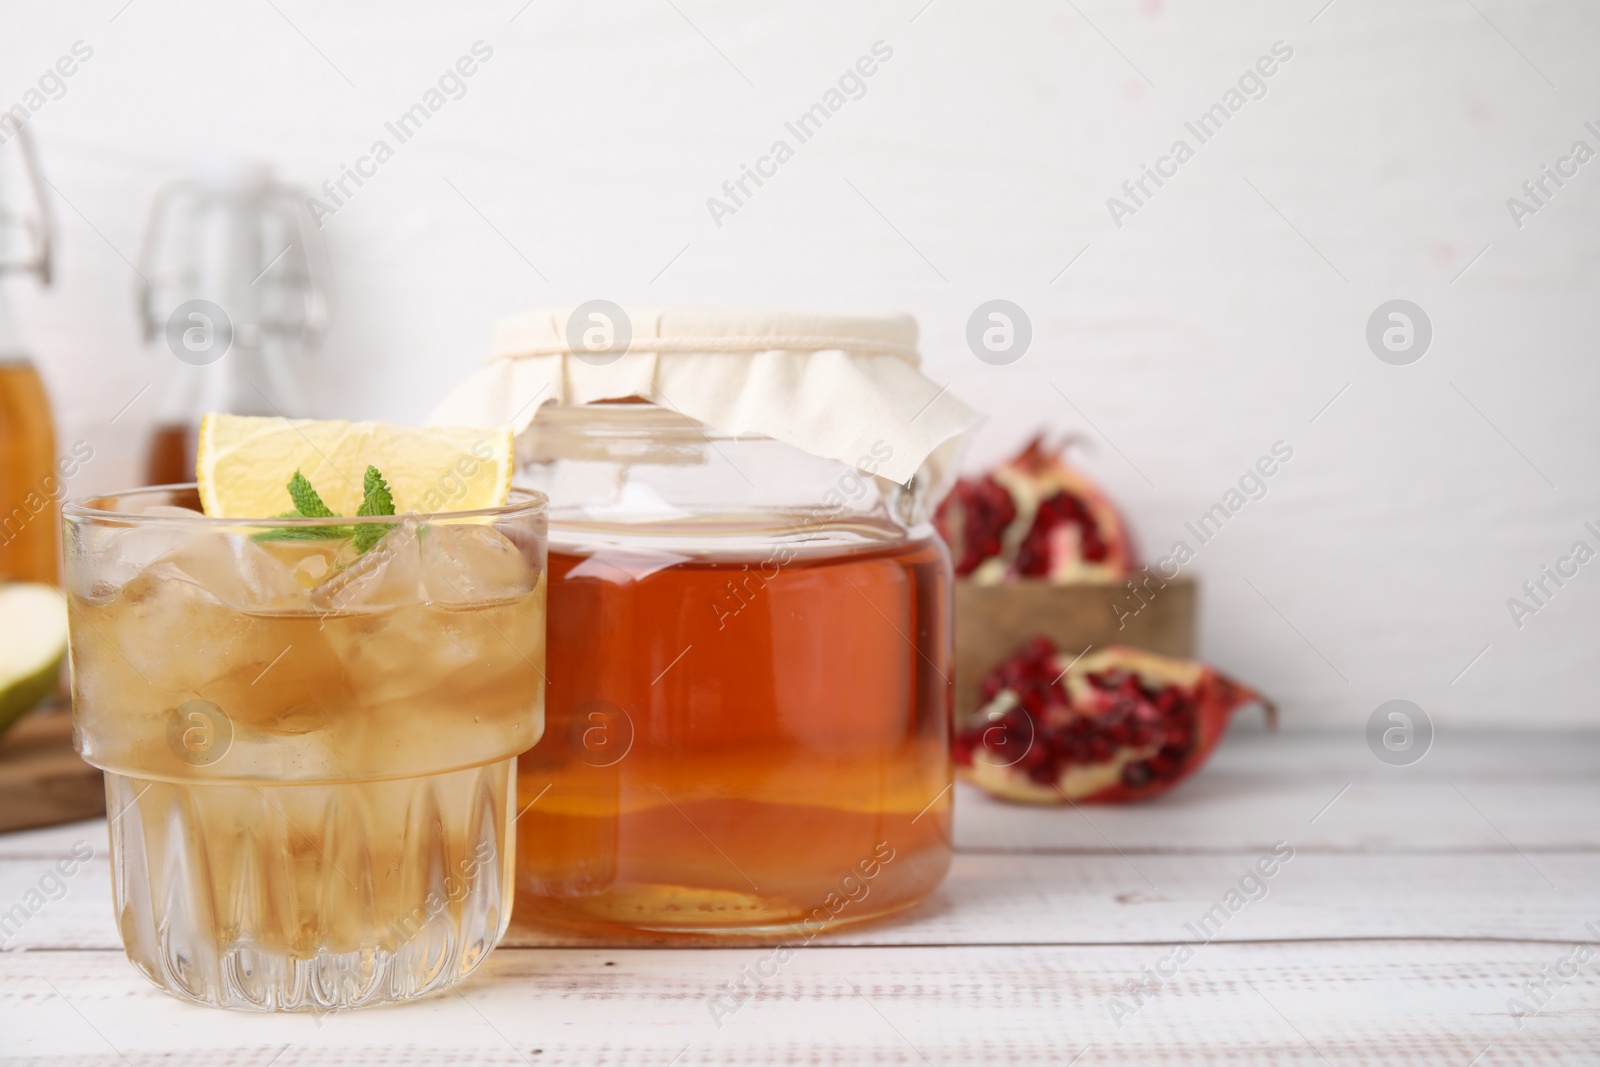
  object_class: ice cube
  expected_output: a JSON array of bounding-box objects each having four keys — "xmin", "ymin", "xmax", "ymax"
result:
[
  {"xmin": 421, "ymin": 524, "xmax": 538, "ymax": 605},
  {"xmin": 221, "ymin": 728, "xmax": 340, "ymax": 781},
  {"xmin": 68, "ymin": 507, "xmax": 210, "ymax": 601},
  {"xmin": 310, "ymin": 520, "xmax": 426, "ymax": 612},
  {"xmin": 253, "ymin": 540, "xmax": 342, "ymax": 590},
  {"xmin": 148, "ymin": 531, "xmax": 305, "ymax": 613}
]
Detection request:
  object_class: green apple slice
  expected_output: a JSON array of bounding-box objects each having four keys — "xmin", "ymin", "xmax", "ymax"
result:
[{"xmin": 0, "ymin": 583, "xmax": 68, "ymax": 738}]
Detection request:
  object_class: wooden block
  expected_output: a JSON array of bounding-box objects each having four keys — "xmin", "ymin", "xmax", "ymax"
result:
[
  {"xmin": 0, "ymin": 704, "xmax": 105, "ymax": 834},
  {"xmin": 953, "ymin": 577, "xmax": 1196, "ymax": 720}
]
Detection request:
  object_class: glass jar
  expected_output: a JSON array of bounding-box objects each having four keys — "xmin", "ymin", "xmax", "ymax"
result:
[
  {"xmin": 64, "ymin": 485, "xmax": 547, "ymax": 1010},
  {"xmin": 512, "ymin": 402, "xmax": 954, "ymax": 938}
]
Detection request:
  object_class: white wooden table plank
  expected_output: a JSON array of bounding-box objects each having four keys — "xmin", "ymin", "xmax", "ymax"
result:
[
  {"xmin": 3, "ymin": 942, "xmax": 1596, "ymax": 1066},
  {"xmin": 3, "ymin": 731, "xmax": 1598, "ymax": 1064},
  {"xmin": 954, "ymin": 732, "xmax": 1600, "ymax": 853},
  {"xmin": 5, "ymin": 849, "xmax": 1596, "ymax": 952},
  {"xmin": 10, "ymin": 773, "xmax": 1595, "ymax": 861},
  {"xmin": 4, "ymin": 733, "xmax": 1595, "ymax": 861}
]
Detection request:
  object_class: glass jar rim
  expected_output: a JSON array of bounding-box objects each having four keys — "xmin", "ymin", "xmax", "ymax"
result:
[
  {"xmin": 530, "ymin": 400, "xmax": 761, "ymax": 443},
  {"xmin": 62, "ymin": 483, "xmax": 548, "ymax": 527}
]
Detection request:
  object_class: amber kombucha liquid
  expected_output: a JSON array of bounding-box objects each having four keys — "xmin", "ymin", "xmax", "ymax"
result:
[
  {"xmin": 0, "ymin": 361, "xmax": 60, "ymax": 584},
  {"xmin": 515, "ymin": 526, "xmax": 954, "ymax": 938}
]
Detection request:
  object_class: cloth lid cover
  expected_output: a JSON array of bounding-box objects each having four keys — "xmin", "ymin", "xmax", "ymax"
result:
[{"xmin": 426, "ymin": 306, "xmax": 979, "ymax": 487}]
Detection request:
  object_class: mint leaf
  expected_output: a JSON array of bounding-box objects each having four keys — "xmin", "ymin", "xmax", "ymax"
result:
[
  {"xmin": 357, "ymin": 466, "xmax": 395, "ymax": 517},
  {"xmin": 287, "ymin": 470, "xmax": 336, "ymax": 518},
  {"xmin": 351, "ymin": 526, "xmax": 383, "ymax": 553},
  {"xmin": 251, "ymin": 466, "xmax": 396, "ymax": 551},
  {"xmin": 253, "ymin": 524, "xmax": 349, "ymax": 542},
  {"xmin": 352, "ymin": 465, "xmax": 397, "ymax": 553},
  {"xmin": 253, "ymin": 471, "xmax": 350, "ymax": 542}
]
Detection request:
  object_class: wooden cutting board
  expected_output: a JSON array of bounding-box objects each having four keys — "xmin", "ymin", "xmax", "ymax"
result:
[{"xmin": 0, "ymin": 704, "xmax": 105, "ymax": 833}]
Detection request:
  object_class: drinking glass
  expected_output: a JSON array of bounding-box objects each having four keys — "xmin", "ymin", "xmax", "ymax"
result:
[{"xmin": 64, "ymin": 485, "xmax": 546, "ymax": 1010}]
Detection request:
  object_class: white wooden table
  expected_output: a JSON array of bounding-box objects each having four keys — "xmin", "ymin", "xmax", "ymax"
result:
[{"xmin": 3, "ymin": 731, "xmax": 1598, "ymax": 1065}]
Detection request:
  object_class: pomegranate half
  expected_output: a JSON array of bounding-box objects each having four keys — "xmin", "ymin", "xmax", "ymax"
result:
[
  {"xmin": 954, "ymin": 640, "xmax": 1274, "ymax": 804},
  {"xmin": 934, "ymin": 435, "xmax": 1136, "ymax": 583}
]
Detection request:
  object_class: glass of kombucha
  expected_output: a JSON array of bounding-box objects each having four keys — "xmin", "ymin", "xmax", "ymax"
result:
[
  {"xmin": 513, "ymin": 402, "xmax": 954, "ymax": 938},
  {"xmin": 63, "ymin": 485, "xmax": 547, "ymax": 1010}
]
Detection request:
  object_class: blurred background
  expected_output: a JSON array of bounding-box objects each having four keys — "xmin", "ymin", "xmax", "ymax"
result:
[{"xmin": 2, "ymin": 0, "xmax": 1596, "ymax": 728}]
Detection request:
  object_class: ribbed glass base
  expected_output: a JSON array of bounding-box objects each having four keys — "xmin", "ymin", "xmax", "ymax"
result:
[{"xmin": 104, "ymin": 759, "xmax": 515, "ymax": 1011}]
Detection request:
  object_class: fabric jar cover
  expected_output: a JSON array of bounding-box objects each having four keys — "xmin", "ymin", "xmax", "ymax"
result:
[{"xmin": 426, "ymin": 306, "xmax": 980, "ymax": 489}]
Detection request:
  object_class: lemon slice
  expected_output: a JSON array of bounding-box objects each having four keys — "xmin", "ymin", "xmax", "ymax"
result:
[
  {"xmin": 197, "ymin": 414, "xmax": 513, "ymax": 518},
  {"xmin": 0, "ymin": 583, "xmax": 67, "ymax": 738}
]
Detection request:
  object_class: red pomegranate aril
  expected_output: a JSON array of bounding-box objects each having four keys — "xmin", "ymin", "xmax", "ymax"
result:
[
  {"xmin": 934, "ymin": 436, "xmax": 1137, "ymax": 580},
  {"xmin": 1132, "ymin": 701, "xmax": 1164, "ymax": 724},
  {"xmin": 934, "ymin": 472, "xmax": 1020, "ymax": 576},
  {"xmin": 955, "ymin": 641, "xmax": 1274, "ymax": 804},
  {"xmin": 1020, "ymin": 744, "xmax": 1055, "ymax": 783}
]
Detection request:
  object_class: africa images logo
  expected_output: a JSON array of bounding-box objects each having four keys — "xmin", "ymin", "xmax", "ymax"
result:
[
  {"xmin": 705, "ymin": 41, "xmax": 895, "ymax": 228},
  {"xmin": 1105, "ymin": 41, "xmax": 1294, "ymax": 228}
]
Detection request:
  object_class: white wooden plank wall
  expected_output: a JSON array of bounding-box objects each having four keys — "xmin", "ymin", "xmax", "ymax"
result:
[{"xmin": 4, "ymin": 0, "xmax": 1598, "ymax": 729}]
